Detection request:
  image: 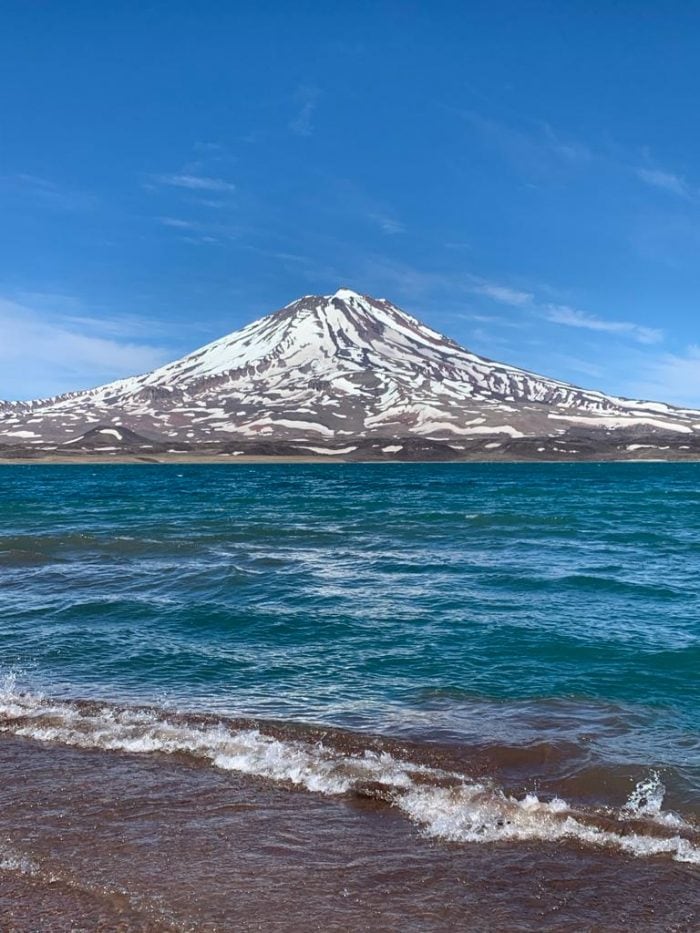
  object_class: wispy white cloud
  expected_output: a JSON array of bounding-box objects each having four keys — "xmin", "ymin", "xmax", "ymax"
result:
[
  {"xmin": 627, "ymin": 345, "xmax": 700, "ymax": 407},
  {"xmin": 634, "ymin": 167, "xmax": 690, "ymax": 197},
  {"xmin": 346, "ymin": 257, "xmax": 663, "ymax": 356},
  {"xmin": 240, "ymin": 245, "xmax": 341, "ymax": 284},
  {"xmin": 460, "ymin": 109, "xmax": 700, "ymax": 208},
  {"xmin": 545, "ymin": 303, "xmax": 663, "ymax": 345},
  {"xmin": 1, "ymin": 173, "xmax": 96, "ymax": 211},
  {"xmin": 159, "ymin": 217, "xmax": 198, "ymax": 229},
  {"xmin": 317, "ymin": 178, "xmax": 406, "ymax": 236},
  {"xmin": 453, "ymin": 311, "xmax": 527, "ymax": 329},
  {"xmin": 0, "ymin": 297, "xmax": 171, "ymax": 401},
  {"xmin": 458, "ymin": 111, "xmax": 593, "ymax": 178},
  {"xmin": 541, "ymin": 123, "xmax": 593, "ymax": 163},
  {"xmin": 551, "ymin": 354, "xmax": 605, "ymax": 380},
  {"xmin": 472, "ymin": 282, "xmax": 533, "ymax": 306},
  {"xmin": 290, "ymin": 85, "xmax": 320, "ymax": 137},
  {"xmin": 149, "ymin": 173, "xmax": 236, "ymax": 192},
  {"xmin": 356, "ymin": 256, "xmax": 457, "ymax": 298},
  {"xmin": 367, "ymin": 212, "xmax": 405, "ymax": 235},
  {"xmin": 461, "ymin": 273, "xmax": 664, "ymax": 349},
  {"xmin": 156, "ymin": 215, "xmax": 241, "ymax": 244}
]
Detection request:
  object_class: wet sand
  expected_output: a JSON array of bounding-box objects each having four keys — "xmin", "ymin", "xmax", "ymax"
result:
[{"xmin": 1, "ymin": 733, "xmax": 698, "ymax": 932}]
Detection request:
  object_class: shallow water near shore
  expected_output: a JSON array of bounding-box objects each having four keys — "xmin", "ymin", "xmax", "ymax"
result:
[{"xmin": 1, "ymin": 462, "xmax": 699, "ymax": 928}]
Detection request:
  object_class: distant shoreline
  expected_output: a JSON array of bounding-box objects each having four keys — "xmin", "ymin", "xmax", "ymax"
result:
[{"xmin": 2, "ymin": 453, "xmax": 699, "ymax": 465}]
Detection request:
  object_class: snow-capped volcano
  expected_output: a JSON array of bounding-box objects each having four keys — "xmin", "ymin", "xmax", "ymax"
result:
[{"xmin": 1, "ymin": 288, "xmax": 699, "ymax": 458}]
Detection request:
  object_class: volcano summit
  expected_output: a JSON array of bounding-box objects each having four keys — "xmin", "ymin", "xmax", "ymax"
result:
[{"xmin": 2, "ymin": 289, "xmax": 699, "ymax": 460}]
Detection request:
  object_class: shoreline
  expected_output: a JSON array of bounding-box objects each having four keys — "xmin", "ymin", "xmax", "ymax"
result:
[
  {"xmin": 2, "ymin": 730, "xmax": 697, "ymax": 931},
  {"xmin": 0, "ymin": 693, "xmax": 698, "ymax": 930},
  {"xmin": 2, "ymin": 452, "xmax": 700, "ymax": 465},
  {"xmin": 2, "ymin": 689, "xmax": 699, "ymax": 823}
]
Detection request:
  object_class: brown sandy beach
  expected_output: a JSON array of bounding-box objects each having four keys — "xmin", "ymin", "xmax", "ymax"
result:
[{"xmin": 2, "ymin": 730, "xmax": 698, "ymax": 932}]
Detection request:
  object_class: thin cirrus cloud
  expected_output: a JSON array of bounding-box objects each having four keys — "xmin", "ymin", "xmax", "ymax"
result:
[
  {"xmin": 156, "ymin": 216, "xmax": 238, "ymax": 244},
  {"xmin": 472, "ymin": 282, "xmax": 533, "ymax": 306},
  {"xmin": 634, "ymin": 167, "xmax": 690, "ymax": 198},
  {"xmin": 2, "ymin": 173, "xmax": 97, "ymax": 211},
  {"xmin": 462, "ymin": 110, "xmax": 697, "ymax": 203},
  {"xmin": 472, "ymin": 277, "xmax": 662, "ymax": 346},
  {"xmin": 631, "ymin": 345, "xmax": 700, "ymax": 406},
  {"xmin": 458, "ymin": 110, "xmax": 593, "ymax": 178},
  {"xmin": 159, "ymin": 217, "xmax": 197, "ymax": 229},
  {"xmin": 367, "ymin": 212, "xmax": 405, "ymax": 235},
  {"xmin": 149, "ymin": 173, "xmax": 236, "ymax": 192},
  {"xmin": 0, "ymin": 297, "xmax": 171, "ymax": 401},
  {"xmin": 545, "ymin": 304, "xmax": 663, "ymax": 345},
  {"xmin": 289, "ymin": 85, "xmax": 320, "ymax": 137}
]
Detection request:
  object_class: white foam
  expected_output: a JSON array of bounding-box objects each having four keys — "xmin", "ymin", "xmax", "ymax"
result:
[
  {"xmin": 0, "ymin": 843, "xmax": 43, "ymax": 879},
  {"xmin": 0, "ymin": 686, "xmax": 697, "ymax": 865},
  {"xmin": 400, "ymin": 785, "xmax": 698, "ymax": 861},
  {"xmin": 620, "ymin": 772, "xmax": 687, "ymax": 829}
]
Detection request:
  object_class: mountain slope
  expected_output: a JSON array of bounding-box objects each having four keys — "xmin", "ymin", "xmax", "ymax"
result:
[{"xmin": 1, "ymin": 288, "xmax": 698, "ymax": 456}]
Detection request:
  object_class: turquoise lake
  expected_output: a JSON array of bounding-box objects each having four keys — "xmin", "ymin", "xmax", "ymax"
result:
[{"xmin": 1, "ymin": 462, "xmax": 698, "ymax": 812}]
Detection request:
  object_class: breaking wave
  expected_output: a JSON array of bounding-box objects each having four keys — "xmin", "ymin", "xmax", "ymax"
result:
[{"xmin": 0, "ymin": 683, "xmax": 697, "ymax": 865}]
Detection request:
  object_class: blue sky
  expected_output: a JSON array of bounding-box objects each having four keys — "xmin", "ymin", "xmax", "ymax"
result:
[{"xmin": 3, "ymin": 1, "xmax": 700, "ymax": 403}]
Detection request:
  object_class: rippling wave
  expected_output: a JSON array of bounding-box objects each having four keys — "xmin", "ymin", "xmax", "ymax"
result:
[{"xmin": 0, "ymin": 686, "xmax": 697, "ymax": 864}]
